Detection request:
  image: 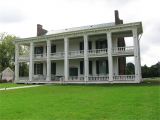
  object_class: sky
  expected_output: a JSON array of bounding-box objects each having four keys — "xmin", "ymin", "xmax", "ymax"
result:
[{"xmin": 0, "ymin": 0, "xmax": 159, "ymax": 66}]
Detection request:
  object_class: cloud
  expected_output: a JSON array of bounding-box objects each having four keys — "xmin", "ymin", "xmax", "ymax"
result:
[
  {"xmin": 0, "ymin": 0, "xmax": 159, "ymax": 66},
  {"xmin": 0, "ymin": 7, "xmax": 27, "ymax": 24}
]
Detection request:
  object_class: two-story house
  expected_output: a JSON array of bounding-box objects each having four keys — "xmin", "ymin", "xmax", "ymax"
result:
[{"xmin": 14, "ymin": 11, "xmax": 143, "ymax": 84}]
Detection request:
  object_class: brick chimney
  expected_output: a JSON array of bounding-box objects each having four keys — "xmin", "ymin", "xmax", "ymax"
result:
[
  {"xmin": 114, "ymin": 10, "xmax": 126, "ymax": 75},
  {"xmin": 37, "ymin": 24, "xmax": 48, "ymax": 36},
  {"xmin": 115, "ymin": 10, "xmax": 123, "ymax": 24}
]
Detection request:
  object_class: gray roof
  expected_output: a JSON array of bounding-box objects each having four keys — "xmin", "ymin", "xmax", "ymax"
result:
[{"xmin": 47, "ymin": 22, "xmax": 115, "ymax": 35}]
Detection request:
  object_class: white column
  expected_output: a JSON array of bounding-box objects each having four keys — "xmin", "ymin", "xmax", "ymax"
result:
[
  {"xmin": 107, "ymin": 32, "xmax": 113, "ymax": 82},
  {"xmin": 43, "ymin": 45, "xmax": 46, "ymax": 57},
  {"xmin": 46, "ymin": 40, "xmax": 51, "ymax": 81},
  {"xmin": 64, "ymin": 37, "xmax": 69, "ymax": 81},
  {"xmin": 29, "ymin": 42, "xmax": 34, "ymax": 81},
  {"xmin": 133, "ymin": 28, "xmax": 141, "ymax": 82},
  {"xmin": 15, "ymin": 43, "xmax": 19, "ymax": 81},
  {"xmin": 84, "ymin": 34, "xmax": 89, "ymax": 82}
]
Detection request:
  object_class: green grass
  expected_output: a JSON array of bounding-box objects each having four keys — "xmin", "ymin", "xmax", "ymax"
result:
[
  {"xmin": 0, "ymin": 83, "xmax": 26, "ymax": 89},
  {"xmin": 0, "ymin": 79, "xmax": 159, "ymax": 120}
]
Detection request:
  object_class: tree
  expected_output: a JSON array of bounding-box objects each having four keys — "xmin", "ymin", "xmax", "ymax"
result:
[
  {"xmin": 0, "ymin": 33, "xmax": 16, "ymax": 72},
  {"xmin": 141, "ymin": 65, "xmax": 150, "ymax": 78},
  {"xmin": 126, "ymin": 62, "xmax": 135, "ymax": 75},
  {"xmin": 141, "ymin": 62, "xmax": 160, "ymax": 78}
]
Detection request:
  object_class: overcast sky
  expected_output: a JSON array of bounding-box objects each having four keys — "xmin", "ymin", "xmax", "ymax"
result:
[{"xmin": 0, "ymin": 0, "xmax": 159, "ymax": 66}]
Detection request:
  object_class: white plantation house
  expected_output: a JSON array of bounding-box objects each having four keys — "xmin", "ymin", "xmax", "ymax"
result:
[{"xmin": 14, "ymin": 11, "xmax": 143, "ymax": 84}]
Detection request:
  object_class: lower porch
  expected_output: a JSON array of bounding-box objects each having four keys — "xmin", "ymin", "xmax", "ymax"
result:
[{"xmin": 16, "ymin": 75, "xmax": 138, "ymax": 84}]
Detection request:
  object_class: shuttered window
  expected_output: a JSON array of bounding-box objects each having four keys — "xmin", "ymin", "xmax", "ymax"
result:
[
  {"xmin": 80, "ymin": 61, "xmax": 84, "ymax": 74},
  {"xmin": 89, "ymin": 61, "xmax": 92, "ymax": 75},
  {"xmin": 34, "ymin": 63, "xmax": 43, "ymax": 75},
  {"xmin": 79, "ymin": 41, "xmax": 92, "ymax": 50},
  {"xmin": 51, "ymin": 62, "xmax": 56, "ymax": 75},
  {"xmin": 51, "ymin": 44, "xmax": 56, "ymax": 53}
]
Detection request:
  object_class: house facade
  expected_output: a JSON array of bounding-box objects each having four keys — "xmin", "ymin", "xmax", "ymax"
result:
[{"xmin": 14, "ymin": 11, "xmax": 143, "ymax": 84}]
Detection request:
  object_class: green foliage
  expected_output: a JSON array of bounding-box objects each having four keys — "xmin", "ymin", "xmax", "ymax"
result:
[
  {"xmin": 0, "ymin": 33, "xmax": 16, "ymax": 72},
  {"xmin": 142, "ymin": 62, "xmax": 160, "ymax": 78},
  {"xmin": 0, "ymin": 82, "xmax": 159, "ymax": 120},
  {"xmin": 126, "ymin": 62, "xmax": 135, "ymax": 74}
]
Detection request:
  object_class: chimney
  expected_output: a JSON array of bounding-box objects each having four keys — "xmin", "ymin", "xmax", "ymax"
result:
[
  {"xmin": 114, "ymin": 10, "xmax": 126, "ymax": 75},
  {"xmin": 37, "ymin": 24, "xmax": 48, "ymax": 36},
  {"xmin": 114, "ymin": 10, "xmax": 123, "ymax": 25}
]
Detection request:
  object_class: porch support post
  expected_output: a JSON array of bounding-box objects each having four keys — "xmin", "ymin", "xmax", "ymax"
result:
[
  {"xmin": 64, "ymin": 37, "xmax": 69, "ymax": 81},
  {"xmin": 46, "ymin": 40, "xmax": 51, "ymax": 81},
  {"xmin": 133, "ymin": 28, "xmax": 141, "ymax": 82},
  {"xmin": 107, "ymin": 32, "xmax": 113, "ymax": 82},
  {"xmin": 29, "ymin": 42, "xmax": 34, "ymax": 81},
  {"xmin": 84, "ymin": 34, "xmax": 89, "ymax": 82},
  {"xmin": 15, "ymin": 43, "xmax": 19, "ymax": 81}
]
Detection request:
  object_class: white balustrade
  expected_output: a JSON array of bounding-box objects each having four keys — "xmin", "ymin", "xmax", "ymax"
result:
[
  {"xmin": 88, "ymin": 48, "xmax": 108, "ymax": 56},
  {"xmin": 68, "ymin": 76, "xmax": 84, "ymax": 81},
  {"xmin": 34, "ymin": 54, "xmax": 46, "ymax": 58},
  {"xmin": 33, "ymin": 75, "xmax": 46, "ymax": 81},
  {"xmin": 68, "ymin": 50, "xmax": 84, "ymax": 58},
  {"xmin": 88, "ymin": 76, "xmax": 109, "ymax": 81},
  {"xmin": 51, "ymin": 75, "xmax": 64, "ymax": 81},
  {"xmin": 50, "ymin": 52, "xmax": 64, "ymax": 58},
  {"xmin": 112, "ymin": 46, "xmax": 134, "ymax": 55},
  {"xmin": 113, "ymin": 75, "xmax": 135, "ymax": 81}
]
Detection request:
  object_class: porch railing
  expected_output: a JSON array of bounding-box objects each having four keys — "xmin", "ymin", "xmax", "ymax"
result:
[
  {"xmin": 112, "ymin": 46, "xmax": 134, "ymax": 55},
  {"xmin": 88, "ymin": 76, "xmax": 109, "ymax": 81},
  {"xmin": 33, "ymin": 75, "xmax": 46, "ymax": 81},
  {"xmin": 68, "ymin": 50, "xmax": 84, "ymax": 58},
  {"xmin": 88, "ymin": 48, "xmax": 108, "ymax": 56},
  {"xmin": 113, "ymin": 75, "xmax": 135, "ymax": 81},
  {"xmin": 50, "ymin": 52, "xmax": 64, "ymax": 59},
  {"xmin": 34, "ymin": 54, "xmax": 46, "ymax": 59},
  {"xmin": 51, "ymin": 75, "xmax": 64, "ymax": 81},
  {"xmin": 68, "ymin": 76, "xmax": 85, "ymax": 81}
]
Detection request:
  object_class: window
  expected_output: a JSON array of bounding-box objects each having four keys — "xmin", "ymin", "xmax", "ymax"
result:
[
  {"xmin": 51, "ymin": 62, "xmax": 56, "ymax": 75},
  {"xmin": 79, "ymin": 41, "xmax": 92, "ymax": 50},
  {"xmin": 34, "ymin": 47, "xmax": 43, "ymax": 54},
  {"xmin": 51, "ymin": 44, "xmax": 56, "ymax": 53},
  {"xmin": 80, "ymin": 61, "xmax": 84, "ymax": 74},
  {"xmin": 80, "ymin": 61, "xmax": 92, "ymax": 75},
  {"xmin": 69, "ymin": 67, "xmax": 78, "ymax": 76},
  {"xmin": 96, "ymin": 60, "xmax": 108, "ymax": 75},
  {"xmin": 34, "ymin": 63, "xmax": 43, "ymax": 75},
  {"xmin": 89, "ymin": 61, "xmax": 92, "ymax": 75},
  {"xmin": 96, "ymin": 40, "xmax": 107, "ymax": 49}
]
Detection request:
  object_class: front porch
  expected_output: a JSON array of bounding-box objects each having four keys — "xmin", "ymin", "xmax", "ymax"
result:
[{"xmin": 16, "ymin": 75, "xmax": 137, "ymax": 84}]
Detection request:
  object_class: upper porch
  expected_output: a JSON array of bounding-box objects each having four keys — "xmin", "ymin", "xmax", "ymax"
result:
[{"xmin": 15, "ymin": 22, "xmax": 142, "ymax": 62}]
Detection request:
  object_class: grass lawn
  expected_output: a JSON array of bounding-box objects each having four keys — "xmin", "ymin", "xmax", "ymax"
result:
[
  {"xmin": 0, "ymin": 83, "xmax": 26, "ymax": 89},
  {"xmin": 0, "ymin": 79, "xmax": 159, "ymax": 120}
]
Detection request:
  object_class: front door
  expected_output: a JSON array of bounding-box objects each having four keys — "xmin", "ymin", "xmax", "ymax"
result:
[{"xmin": 69, "ymin": 67, "xmax": 78, "ymax": 76}]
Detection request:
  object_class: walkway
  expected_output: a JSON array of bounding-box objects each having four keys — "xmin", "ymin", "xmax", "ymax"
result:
[{"xmin": 0, "ymin": 85, "xmax": 42, "ymax": 91}]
